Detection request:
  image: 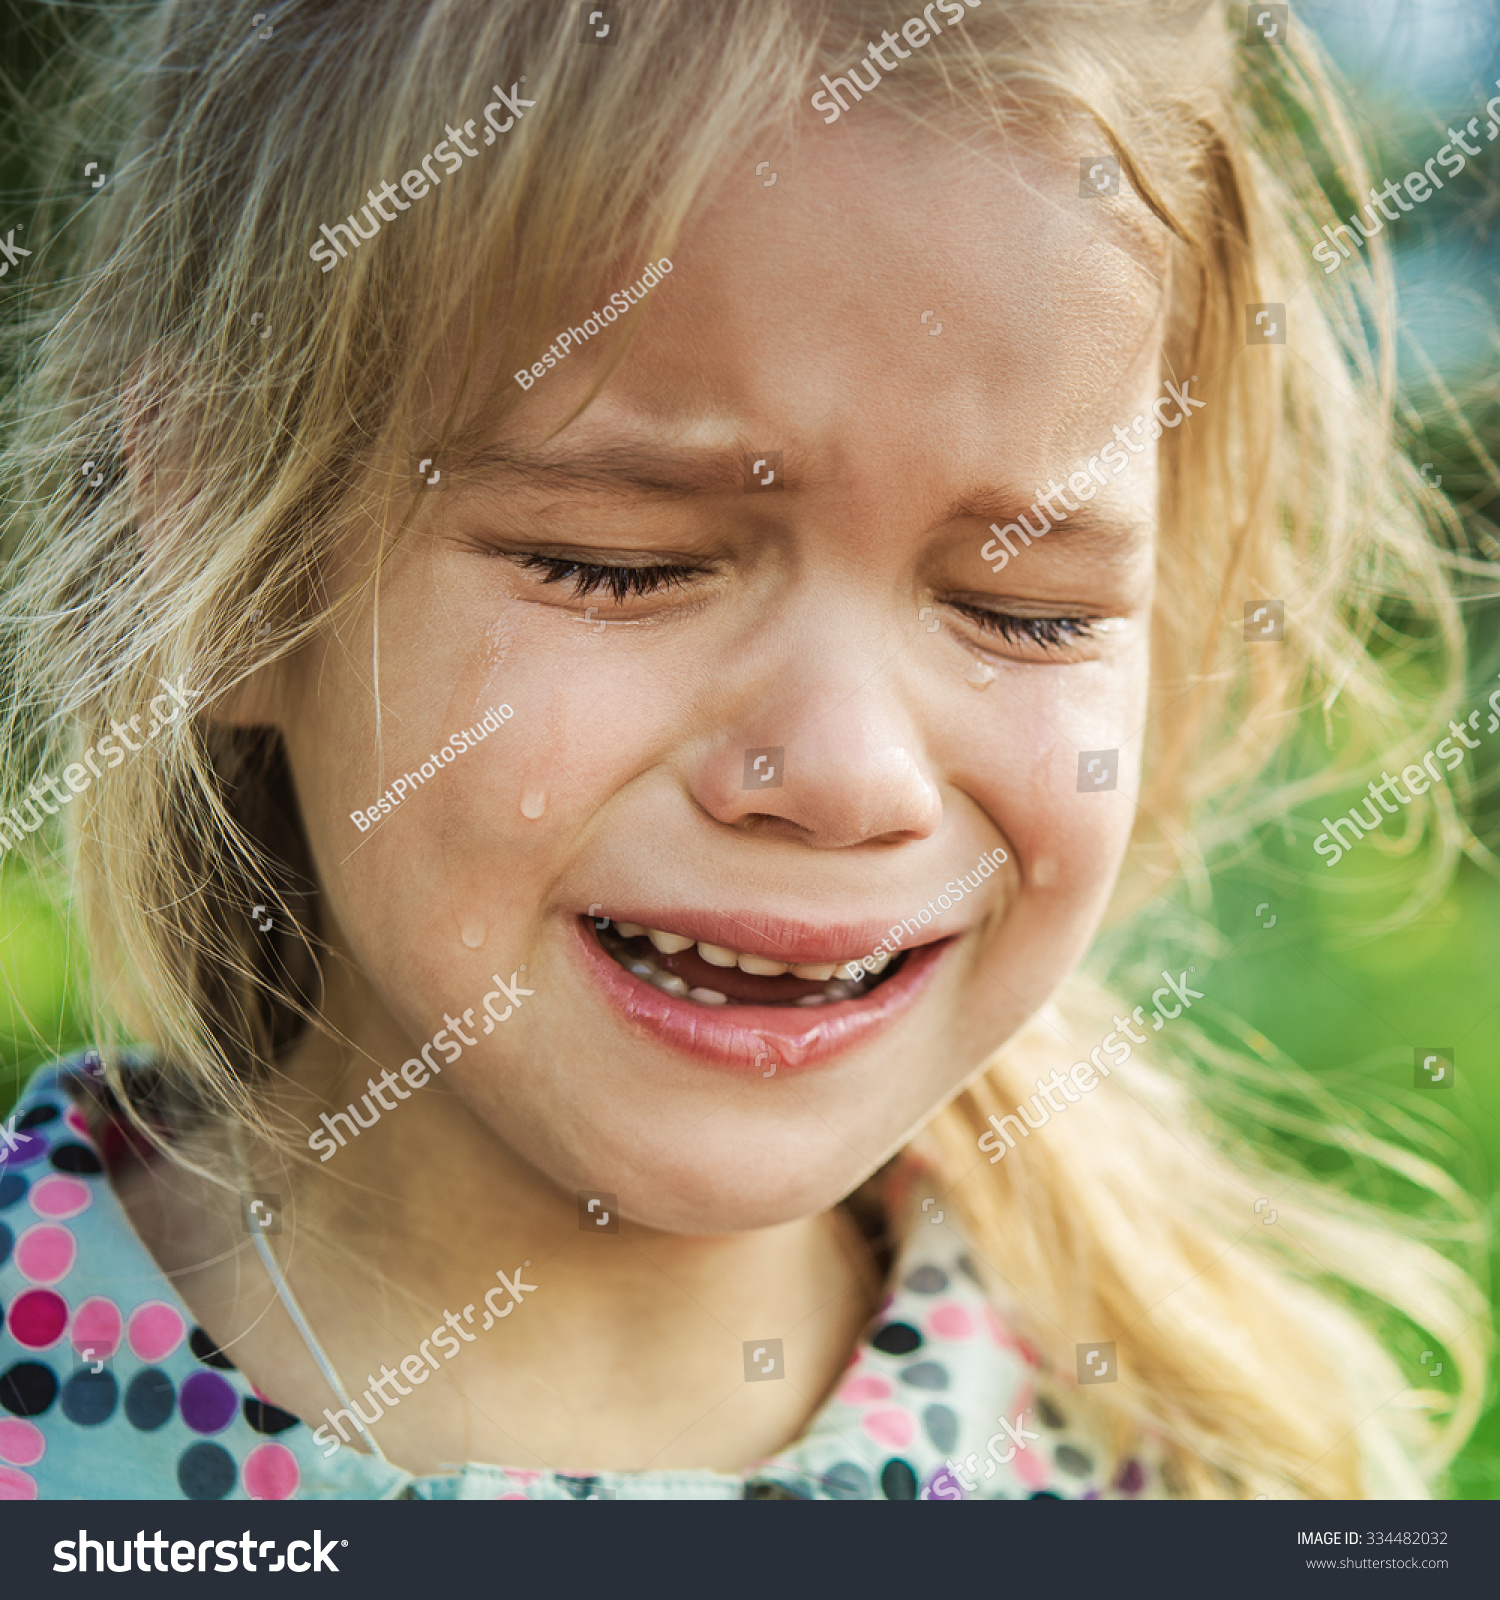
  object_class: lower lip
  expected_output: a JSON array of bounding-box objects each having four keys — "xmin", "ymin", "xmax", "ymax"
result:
[{"xmin": 573, "ymin": 920, "xmax": 952, "ymax": 1074}]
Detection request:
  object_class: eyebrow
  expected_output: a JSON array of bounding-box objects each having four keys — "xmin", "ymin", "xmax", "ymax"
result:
[
  {"xmin": 452, "ymin": 441, "xmax": 751, "ymax": 498},
  {"xmin": 946, "ymin": 490, "xmax": 1153, "ymax": 549},
  {"xmin": 453, "ymin": 441, "xmax": 1153, "ymax": 546}
]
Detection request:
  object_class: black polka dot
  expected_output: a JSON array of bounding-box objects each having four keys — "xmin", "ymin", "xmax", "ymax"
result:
[
  {"xmin": 48, "ymin": 1143, "xmax": 102, "ymax": 1175},
  {"xmin": 0, "ymin": 1173, "xmax": 26, "ymax": 1209},
  {"xmin": 820, "ymin": 1461, "xmax": 871, "ymax": 1500},
  {"xmin": 61, "ymin": 1369, "xmax": 119, "ymax": 1426},
  {"xmin": 243, "ymin": 1396, "xmax": 300, "ymax": 1434},
  {"xmin": 0, "ymin": 1360, "xmax": 59, "ymax": 1416},
  {"xmin": 871, "ymin": 1321, "xmax": 922, "ymax": 1356},
  {"xmin": 955, "ymin": 1253, "xmax": 984, "ymax": 1286},
  {"xmin": 1037, "ymin": 1395, "xmax": 1066, "ymax": 1429},
  {"xmin": 0, "ymin": 1219, "xmax": 11, "ymax": 1271},
  {"xmin": 1055, "ymin": 1444, "xmax": 1093, "ymax": 1476},
  {"xmin": 16, "ymin": 1105, "xmax": 58, "ymax": 1131},
  {"xmin": 880, "ymin": 1458, "xmax": 918, "ymax": 1500},
  {"xmin": 177, "ymin": 1441, "xmax": 237, "ymax": 1500},
  {"xmin": 189, "ymin": 1327, "xmax": 236, "ymax": 1370},
  {"xmin": 899, "ymin": 1359, "xmax": 948, "ymax": 1391},
  {"xmin": 742, "ymin": 1478, "xmax": 813, "ymax": 1500},
  {"xmin": 904, "ymin": 1265, "xmax": 948, "ymax": 1295},
  {"xmin": 1029, "ymin": 1490, "xmax": 1063, "ymax": 1499},
  {"xmin": 125, "ymin": 1369, "xmax": 177, "ymax": 1431}
]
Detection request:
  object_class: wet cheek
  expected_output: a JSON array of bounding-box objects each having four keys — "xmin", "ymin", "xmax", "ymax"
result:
[
  {"xmin": 978, "ymin": 690, "xmax": 1142, "ymax": 896},
  {"xmin": 309, "ymin": 625, "xmax": 681, "ymax": 962}
]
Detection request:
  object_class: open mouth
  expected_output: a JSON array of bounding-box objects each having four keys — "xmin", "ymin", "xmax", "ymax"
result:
[
  {"xmin": 573, "ymin": 911, "xmax": 952, "ymax": 1073},
  {"xmin": 592, "ymin": 918, "xmax": 908, "ymax": 1007}
]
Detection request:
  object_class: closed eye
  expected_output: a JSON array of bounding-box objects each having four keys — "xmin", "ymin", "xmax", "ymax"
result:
[
  {"xmin": 945, "ymin": 602, "xmax": 1096, "ymax": 651},
  {"xmin": 512, "ymin": 553, "xmax": 704, "ymax": 603}
]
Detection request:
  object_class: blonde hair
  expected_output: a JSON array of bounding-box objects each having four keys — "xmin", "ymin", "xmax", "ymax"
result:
[{"xmin": 0, "ymin": 0, "xmax": 1489, "ymax": 1497}]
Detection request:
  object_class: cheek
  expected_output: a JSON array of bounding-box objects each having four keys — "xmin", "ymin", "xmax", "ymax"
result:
[
  {"xmin": 284, "ymin": 577, "xmax": 689, "ymax": 986},
  {"xmin": 949, "ymin": 650, "xmax": 1148, "ymax": 1015}
]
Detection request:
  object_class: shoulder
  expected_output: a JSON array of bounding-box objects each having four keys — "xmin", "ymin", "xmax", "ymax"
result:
[{"xmin": 0, "ymin": 1053, "xmax": 397, "ymax": 1501}]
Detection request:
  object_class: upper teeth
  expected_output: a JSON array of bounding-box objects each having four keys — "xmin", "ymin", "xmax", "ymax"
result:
[{"xmin": 610, "ymin": 921, "xmax": 879, "ymax": 981}]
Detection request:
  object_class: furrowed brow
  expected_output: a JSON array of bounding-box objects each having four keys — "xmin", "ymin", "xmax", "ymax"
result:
[
  {"xmin": 453, "ymin": 442, "xmax": 752, "ymax": 499},
  {"xmin": 950, "ymin": 490, "xmax": 1152, "ymax": 551}
]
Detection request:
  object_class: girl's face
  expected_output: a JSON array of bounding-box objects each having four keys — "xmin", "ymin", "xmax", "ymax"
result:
[{"xmin": 278, "ymin": 127, "xmax": 1164, "ymax": 1232}]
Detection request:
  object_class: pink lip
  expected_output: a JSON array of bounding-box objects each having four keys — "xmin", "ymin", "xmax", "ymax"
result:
[
  {"xmin": 573, "ymin": 917, "xmax": 952, "ymax": 1074},
  {"xmin": 585, "ymin": 907, "xmax": 952, "ymax": 966}
]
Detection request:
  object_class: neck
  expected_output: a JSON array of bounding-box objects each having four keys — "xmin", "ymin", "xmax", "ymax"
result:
[{"xmin": 119, "ymin": 1022, "xmax": 883, "ymax": 1477}]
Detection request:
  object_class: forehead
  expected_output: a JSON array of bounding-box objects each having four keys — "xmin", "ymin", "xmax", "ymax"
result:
[{"xmin": 568, "ymin": 121, "xmax": 1168, "ymax": 474}]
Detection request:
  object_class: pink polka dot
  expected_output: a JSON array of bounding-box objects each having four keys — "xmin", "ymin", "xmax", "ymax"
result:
[
  {"xmin": 984, "ymin": 1305, "xmax": 1013, "ymax": 1348},
  {"xmin": 28, "ymin": 1175, "xmax": 93, "ymax": 1220},
  {"xmin": 0, "ymin": 1467, "xmax": 37, "ymax": 1500},
  {"xmin": 507, "ymin": 1470, "xmax": 543, "ymax": 1484},
  {"xmin": 0, "ymin": 1420, "xmax": 44, "ymax": 1467},
  {"xmin": 14, "ymin": 1224, "xmax": 76, "ymax": 1286},
  {"xmin": 1013, "ymin": 1443, "xmax": 1050, "ymax": 1489},
  {"xmin": 127, "ymin": 1301, "xmax": 186, "ymax": 1362},
  {"xmin": 7, "ymin": 1289, "xmax": 69, "ymax": 1349},
  {"xmin": 244, "ymin": 1443, "xmax": 300, "ymax": 1500},
  {"xmin": 838, "ymin": 1374, "xmax": 893, "ymax": 1405},
  {"xmin": 862, "ymin": 1408, "xmax": 916, "ymax": 1448},
  {"xmin": 63, "ymin": 1107, "xmax": 93, "ymax": 1140},
  {"xmin": 928, "ymin": 1303, "xmax": 975, "ymax": 1340},
  {"xmin": 496, "ymin": 1492, "xmax": 531, "ymax": 1499},
  {"xmin": 71, "ymin": 1297, "xmax": 123, "ymax": 1360}
]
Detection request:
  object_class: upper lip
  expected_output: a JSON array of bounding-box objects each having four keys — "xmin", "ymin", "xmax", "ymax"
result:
[{"xmin": 582, "ymin": 908, "xmax": 961, "ymax": 965}]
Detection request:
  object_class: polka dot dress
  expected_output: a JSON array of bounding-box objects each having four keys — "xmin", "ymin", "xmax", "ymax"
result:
[{"xmin": 1, "ymin": 1059, "xmax": 1163, "ymax": 1501}]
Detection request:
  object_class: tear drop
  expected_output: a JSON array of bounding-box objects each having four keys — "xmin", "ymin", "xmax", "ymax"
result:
[
  {"xmin": 967, "ymin": 661, "xmax": 997, "ymax": 689},
  {"xmin": 460, "ymin": 921, "xmax": 487, "ymax": 950},
  {"xmin": 520, "ymin": 787, "xmax": 547, "ymax": 819}
]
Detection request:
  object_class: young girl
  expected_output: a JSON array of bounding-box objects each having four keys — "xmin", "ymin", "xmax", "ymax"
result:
[{"xmin": 0, "ymin": 0, "xmax": 1488, "ymax": 1502}]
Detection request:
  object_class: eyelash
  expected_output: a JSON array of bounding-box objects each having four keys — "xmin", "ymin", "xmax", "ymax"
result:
[
  {"xmin": 514, "ymin": 554, "xmax": 702, "ymax": 603},
  {"xmin": 947, "ymin": 604, "xmax": 1095, "ymax": 651},
  {"xmin": 513, "ymin": 556, "xmax": 1094, "ymax": 652}
]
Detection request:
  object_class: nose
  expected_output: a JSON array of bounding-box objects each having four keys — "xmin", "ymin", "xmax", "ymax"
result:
[{"xmin": 689, "ymin": 613, "xmax": 942, "ymax": 849}]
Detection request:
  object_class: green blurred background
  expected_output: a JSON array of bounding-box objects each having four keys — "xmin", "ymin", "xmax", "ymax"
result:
[{"xmin": 1, "ymin": 0, "xmax": 1497, "ymax": 1495}]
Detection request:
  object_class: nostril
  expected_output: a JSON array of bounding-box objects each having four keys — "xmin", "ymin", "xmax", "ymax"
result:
[{"xmin": 734, "ymin": 813, "xmax": 812, "ymax": 840}]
